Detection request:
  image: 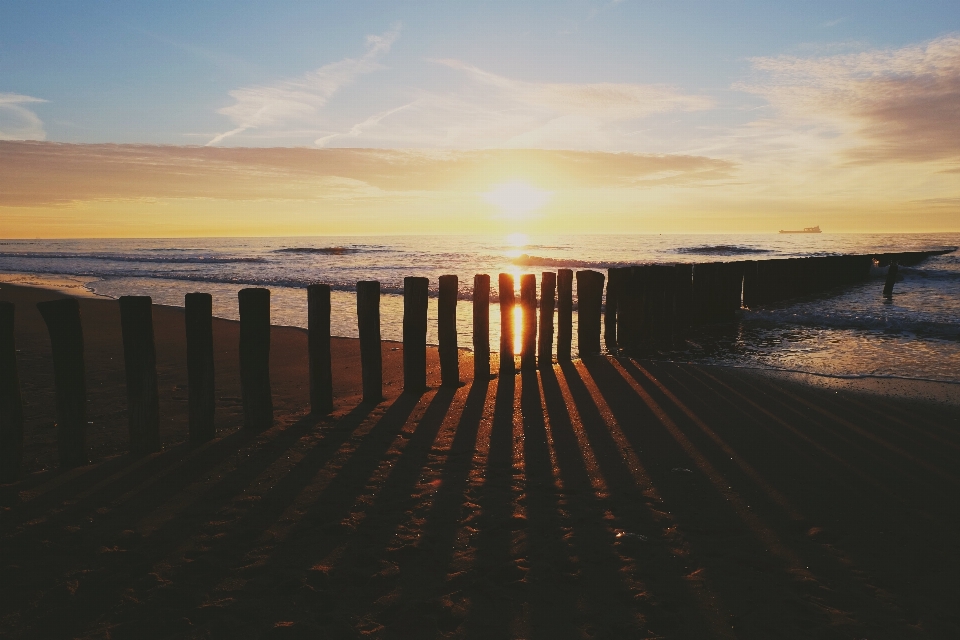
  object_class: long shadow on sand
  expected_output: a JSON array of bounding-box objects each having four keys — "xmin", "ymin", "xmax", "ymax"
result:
[{"xmin": 2, "ymin": 358, "xmax": 959, "ymax": 639}]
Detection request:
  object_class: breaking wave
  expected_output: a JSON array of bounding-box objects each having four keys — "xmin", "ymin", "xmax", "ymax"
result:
[
  {"xmin": 272, "ymin": 247, "xmax": 358, "ymax": 255},
  {"xmin": 510, "ymin": 254, "xmax": 629, "ymax": 269},
  {"xmin": 676, "ymin": 245, "xmax": 773, "ymax": 256},
  {"xmin": 0, "ymin": 252, "xmax": 265, "ymax": 264}
]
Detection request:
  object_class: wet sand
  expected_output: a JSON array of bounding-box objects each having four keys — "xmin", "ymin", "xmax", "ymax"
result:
[{"xmin": 1, "ymin": 283, "xmax": 959, "ymax": 639}]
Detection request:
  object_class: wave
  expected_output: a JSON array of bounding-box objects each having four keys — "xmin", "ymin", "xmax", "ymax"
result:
[
  {"xmin": 743, "ymin": 308, "xmax": 960, "ymax": 340},
  {"xmin": 676, "ymin": 245, "xmax": 773, "ymax": 256},
  {"xmin": 272, "ymin": 247, "xmax": 357, "ymax": 255},
  {"xmin": 0, "ymin": 251, "xmax": 266, "ymax": 264},
  {"xmin": 510, "ymin": 254, "xmax": 630, "ymax": 269}
]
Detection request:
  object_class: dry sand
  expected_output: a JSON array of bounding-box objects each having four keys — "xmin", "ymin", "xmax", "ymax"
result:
[{"xmin": 1, "ymin": 283, "xmax": 959, "ymax": 639}]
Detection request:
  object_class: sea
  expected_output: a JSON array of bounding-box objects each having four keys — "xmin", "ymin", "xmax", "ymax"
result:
[{"xmin": 1, "ymin": 233, "xmax": 958, "ymax": 384}]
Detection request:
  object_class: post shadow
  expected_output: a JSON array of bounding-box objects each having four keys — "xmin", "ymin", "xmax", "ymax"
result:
[
  {"xmin": 463, "ymin": 371, "xmax": 520, "ymax": 639},
  {"xmin": 538, "ymin": 366, "xmax": 645, "ymax": 635},
  {"xmin": 27, "ymin": 401, "xmax": 382, "ymax": 638},
  {"xmin": 518, "ymin": 367, "xmax": 580, "ymax": 635},
  {"xmin": 555, "ymin": 360, "xmax": 725, "ymax": 636},
  {"xmin": 392, "ymin": 379, "xmax": 490, "ymax": 612}
]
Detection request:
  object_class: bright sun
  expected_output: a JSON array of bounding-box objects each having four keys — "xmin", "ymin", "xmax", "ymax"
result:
[{"xmin": 483, "ymin": 181, "xmax": 552, "ymax": 220}]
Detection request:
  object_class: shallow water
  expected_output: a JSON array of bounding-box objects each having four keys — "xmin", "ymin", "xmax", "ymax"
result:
[{"xmin": 1, "ymin": 233, "xmax": 957, "ymax": 382}]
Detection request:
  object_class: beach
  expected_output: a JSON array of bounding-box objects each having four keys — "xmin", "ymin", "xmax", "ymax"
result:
[{"xmin": 1, "ymin": 282, "xmax": 959, "ymax": 638}]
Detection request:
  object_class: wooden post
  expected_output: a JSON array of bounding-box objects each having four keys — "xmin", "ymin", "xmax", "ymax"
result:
[
  {"xmin": 604, "ymin": 268, "xmax": 623, "ymax": 353},
  {"xmin": 556, "ymin": 269, "xmax": 573, "ymax": 361},
  {"xmin": 883, "ymin": 261, "xmax": 899, "ymax": 298},
  {"xmin": 576, "ymin": 270, "xmax": 605, "ymax": 357},
  {"xmin": 357, "ymin": 281, "xmax": 383, "ymax": 403},
  {"xmin": 238, "ymin": 288, "xmax": 273, "ymax": 430},
  {"xmin": 473, "ymin": 274, "xmax": 490, "ymax": 379},
  {"xmin": 498, "ymin": 273, "xmax": 515, "ymax": 372},
  {"xmin": 742, "ymin": 261, "xmax": 759, "ymax": 308},
  {"xmin": 185, "ymin": 292, "xmax": 216, "ymax": 441},
  {"xmin": 538, "ymin": 271, "xmax": 556, "ymax": 368},
  {"xmin": 438, "ymin": 275, "xmax": 460, "ymax": 386},
  {"xmin": 119, "ymin": 296, "xmax": 160, "ymax": 453},
  {"xmin": 674, "ymin": 263, "xmax": 694, "ymax": 338},
  {"xmin": 403, "ymin": 277, "xmax": 429, "ymax": 393},
  {"xmin": 520, "ymin": 274, "xmax": 537, "ymax": 370},
  {"xmin": 0, "ymin": 302, "xmax": 24, "ymax": 482},
  {"xmin": 617, "ymin": 267, "xmax": 642, "ymax": 354},
  {"xmin": 651, "ymin": 265, "xmax": 676, "ymax": 341},
  {"xmin": 691, "ymin": 263, "xmax": 708, "ymax": 325},
  {"xmin": 36, "ymin": 298, "xmax": 87, "ymax": 468},
  {"xmin": 721, "ymin": 262, "xmax": 744, "ymax": 322},
  {"xmin": 307, "ymin": 285, "xmax": 333, "ymax": 414}
]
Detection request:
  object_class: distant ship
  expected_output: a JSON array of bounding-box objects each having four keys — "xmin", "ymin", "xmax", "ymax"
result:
[{"xmin": 779, "ymin": 225, "xmax": 821, "ymax": 234}]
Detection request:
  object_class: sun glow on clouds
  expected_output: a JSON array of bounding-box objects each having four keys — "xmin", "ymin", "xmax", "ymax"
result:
[{"xmin": 483, "ymin": 181, "xmax": 552, "ymax": 220}]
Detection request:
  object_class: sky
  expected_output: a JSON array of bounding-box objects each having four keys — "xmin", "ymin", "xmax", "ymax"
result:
[{"xmin": 1, "ymin": 0, "xmax": 958, "ymax": 237}]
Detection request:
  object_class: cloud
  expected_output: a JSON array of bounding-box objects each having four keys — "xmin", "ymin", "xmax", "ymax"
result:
[
  {"xmin": 740, "ymin": 34, "xmax": 960, "ymax": 163},
  {"xmin": 433, "ymin": 59, "xmax": 711, "ymax": 119},
  {"xmin": 207, "ymin": 24, "xmax": 401, "ymax": 145},
  {"xmin": 313, "ymin": 59, "xmax": 712, "ymax": 150},
  {"xmin": 0, "ymin": 93, "xmax": 47, "ymax": 141},
  {"xmin": 314, "ymin": 101, "xmax": 416, "ymax": 146},
  {"xmin": 0, "ymin": 142, "xmax": 735, "ymax": 206}
]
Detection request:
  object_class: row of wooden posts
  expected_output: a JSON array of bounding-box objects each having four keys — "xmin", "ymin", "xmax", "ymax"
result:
[
  {"xmin": 0, "ymin": 251, "xmax": 933, "ymax": 480},
  {"xmin": 0, "ymin": 270, "xmax": 586, "ymax": 480}
]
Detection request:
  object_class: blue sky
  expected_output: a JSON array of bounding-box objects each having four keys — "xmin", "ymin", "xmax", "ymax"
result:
[
  {"xmin": 3, "ymin": 0, "xmax": 957, "ymax": 146},
  {"xmin": 1, "ymin": 1, "xmax": 958, "ymax": 236}
]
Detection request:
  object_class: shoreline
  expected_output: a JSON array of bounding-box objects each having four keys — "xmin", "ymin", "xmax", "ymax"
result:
[{"xmin": 3, "ymin": 274, "xmax": 957, "ymax": 405}]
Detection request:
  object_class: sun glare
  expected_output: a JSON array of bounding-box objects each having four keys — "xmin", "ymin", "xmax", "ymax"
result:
[{"xmin": 483, "ymin": 181, "xmax": 552, "ymax": 219}]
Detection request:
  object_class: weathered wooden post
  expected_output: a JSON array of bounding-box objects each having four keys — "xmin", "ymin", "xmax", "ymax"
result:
[
  {"xmin": 856, "ymin": 255, "xmax": 873, "ymax": 281},
  {"xmin": 438, "ymin": 275, "xmax": 460, "ymax": 386},
  {"xmin": 557, "ymin": 269, "xmax": 573, "ymax": 362},
  {"xmin": 604, "ymin": 268, "xmax": 623, "ymax": 353},
  {"xmin": 538, "ymin": 271, "xmax": 556, "ymax": 368},
  {"xmin": 238, "ymin": 288, "xmax": 273, "ymax": 430},
  {"xmin": 691, "ymin": 263, "xmax": 709, "ymax": 325},
  {"xmin": 649, "ymin": 265, "xmax": 676, "ymax": 341},
  {"xmin": 721, "ymin": 262, "xmax": 744, "ymax": 322},
  {"xmin": 674, "ymin": 263, "xmax": 694, "ymax": 339},
  {"xmin": 576, "ymin": 270, "xmax": 605, "ymax": 357},
  {"xmin": 357, "ymin": 281, "xmax": 383, "ymax": 403},
  {"xmin": 755, "ymin": 260, "xmax": 772, "ymax": 305},
  {"xmin": 473, "ymin": 274, "xmax": 490, "ymax": 379},
  {"xmin": 617, "ymin": 267, "xmax": 642, "ymax": 353},
  {"xmin": 883, "ymin": 261, "xmax": 899, "ymax": 298},
  {"xmin": 403, "ymin": 277, "xmax": 429, "ymax": 393},
  {"xmin": 498, "ymin": 273, "xmax": 515, "ymax": 372},
  {"xmin": 185, "ymin": 292, "xmax": 216, "ymax": 440},
  {"xmin": 36, "ymin": 298, "xmax": 87, "ymax": 468},
  {"xmin": 742, "ymin": 261, "xmax": 759, "ymax": 308},
  {"xmin": 307, "ymin": 285, "xmax": 333, "ymax": 414},
  {"xmin": 119, "ymin": 296, "xmax": 160, "ymax": 453},
  {"xmin": 520, "ymin": 274, "xmax": 537, "ymax": 370},
  {"xmin": 0, "ymin": 302, "xmax": 24, "ymax": 482}
]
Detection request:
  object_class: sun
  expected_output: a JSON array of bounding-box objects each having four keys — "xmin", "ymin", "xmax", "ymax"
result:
[{"xmin": 483, "ymin": 181, "xmax": 552, "ymax": 220}]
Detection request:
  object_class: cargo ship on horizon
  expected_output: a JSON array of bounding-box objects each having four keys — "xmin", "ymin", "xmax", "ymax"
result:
[{"xmin": 779, "ymin": 225, "xmax": 821, "ymax": 234}]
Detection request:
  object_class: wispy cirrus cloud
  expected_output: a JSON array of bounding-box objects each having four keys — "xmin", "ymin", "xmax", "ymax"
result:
[
  {"xmin": 0, "ymin": 93, "xmax": 47, "ymax": 141},
  {"xmin": 207, "ymin": 24, "xmax": 401, "ymax": 146},
  {"xmin": 316, "ymin": 59, "xmax": 713, "ymax": 149},
  {"xmin": 740, "ymin": 34, "xmax": 960, "ymax": 163}
]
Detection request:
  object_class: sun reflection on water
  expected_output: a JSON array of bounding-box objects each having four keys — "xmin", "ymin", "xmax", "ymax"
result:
[{"xmin": 514, "ymin": 303, "xmax": 524, "ymax": 355}]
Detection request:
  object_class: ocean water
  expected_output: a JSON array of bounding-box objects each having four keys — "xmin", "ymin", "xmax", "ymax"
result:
[{"xmin": 1, "ymin": 233, "xmax": 958, "ymax": 383}]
